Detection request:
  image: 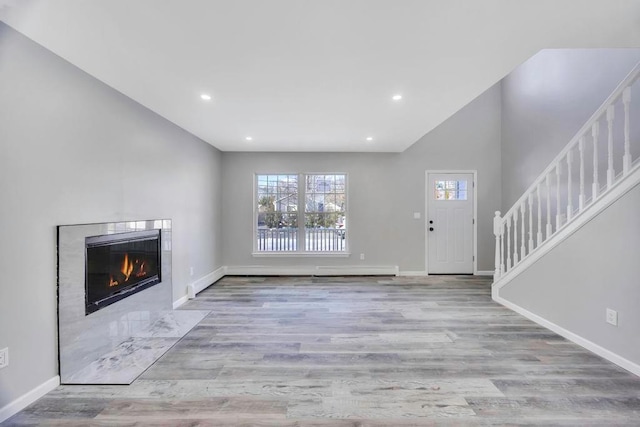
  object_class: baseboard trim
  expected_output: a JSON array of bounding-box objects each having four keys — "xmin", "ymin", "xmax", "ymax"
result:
[
  {"xmin": 0, "ymin": 375, "xmax": 60, "ymax": 423},
  {"xmin": 176, "ymin": 264, "xmax": 404, "ymax": 306},
  {"xmin": 475, "ymin": 270, "xmax": 494, "ymax": 276},
  {"xmin": 225, "ymin": 265, "xmax": 399, "ymax": 276},
  {"xmin": 398, "ymin": 271, "xmax": 429, "ymax": 276},
  {"xmin": 172, "ymin": 294, "xmax": 189, "ymax": 309},
  {"xmin": 494, "ymin": 295, "xmax": 640, "ymax": 378},
  {"xmin": 398, "ymin": 270, "xmax": 493, "ymax": 277},
  {"xmin": 186, "ymin": 266, "xmax": 226, "ymax": 300},
  {"xmin": 176, "ymin": 267, "xmax": 492, "ymax": 280}
]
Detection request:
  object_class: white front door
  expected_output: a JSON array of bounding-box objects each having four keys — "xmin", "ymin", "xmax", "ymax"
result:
[{"xmin": 427, "ymin": 172, "xmax": 474, "ymax": 274}]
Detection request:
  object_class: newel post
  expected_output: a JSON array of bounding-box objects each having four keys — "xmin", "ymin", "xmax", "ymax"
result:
[{"xmin": 493, "ymin": 211, "xmax": 502, "ymax": 280}]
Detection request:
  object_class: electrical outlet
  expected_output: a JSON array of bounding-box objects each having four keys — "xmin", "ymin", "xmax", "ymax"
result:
[
  {"xmin": 360, "ymin": 253, "xmax": 365, "ymax": 260},
  {"xmin": 413, "ymin": 212, "xmax": 421, "ymax": 219},
  {"xmin": 606, "ymin": 308, "xmax": 618, "ymax": 326},
  {"xmin": 0, "ymin": 347, "xmax": 8, "ymax": 369}
]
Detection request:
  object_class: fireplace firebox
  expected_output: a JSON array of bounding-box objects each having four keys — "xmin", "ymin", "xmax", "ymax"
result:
[{"xmin": 85, "ymin": 230, "xmax": 161, "ymax": 315}]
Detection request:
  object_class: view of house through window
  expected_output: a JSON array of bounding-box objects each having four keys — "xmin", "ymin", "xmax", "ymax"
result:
[{"xmin": 256, "ymin": 173, "xmax": 346, "ymax": 252}]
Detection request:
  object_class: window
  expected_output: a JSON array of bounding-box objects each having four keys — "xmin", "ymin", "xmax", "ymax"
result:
[
  {"xmin": 304, "ymin": 174, "xmax": 346, "ymax": 251},
  {"xmin": 256, "ymin": 174, "xmax": 298, "ymax": 251},
  {"xmin": 255, "ymin": 173, "xmax": 347, "ymax": 253},
  {"xmin": 434, "ymin": 180, "xmax": 468, "ymax": 200}
]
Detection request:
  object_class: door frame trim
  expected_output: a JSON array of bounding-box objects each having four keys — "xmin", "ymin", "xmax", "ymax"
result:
[{"xmin": 425, "ymin": 170, "xmax": 478, "ymax": 275}]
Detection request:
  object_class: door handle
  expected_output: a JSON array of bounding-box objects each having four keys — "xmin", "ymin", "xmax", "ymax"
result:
[{"xmin": 429, "ymin": 227, "xmax": 434, "ymax": 231}]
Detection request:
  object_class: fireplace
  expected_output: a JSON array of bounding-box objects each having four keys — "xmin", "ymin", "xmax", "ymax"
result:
[{"xmin": 85, "ymin": 230, "xmax": 161, "ymax": 315}]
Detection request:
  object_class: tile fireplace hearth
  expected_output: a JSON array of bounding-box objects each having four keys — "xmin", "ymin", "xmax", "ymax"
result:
[{"xmin": 57, "ymin": 220, "xmax": 208, "ymax": 384}]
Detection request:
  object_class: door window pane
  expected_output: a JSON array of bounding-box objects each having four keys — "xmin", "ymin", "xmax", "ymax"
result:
[{"xmin": 435, "ymin": 180, "xmax": 467, "ymax": 200}]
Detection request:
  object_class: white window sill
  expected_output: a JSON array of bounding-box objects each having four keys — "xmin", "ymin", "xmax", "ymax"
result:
[{"xmin": 252, "ymin": 252, "xmax": 351, "ymax": 258}]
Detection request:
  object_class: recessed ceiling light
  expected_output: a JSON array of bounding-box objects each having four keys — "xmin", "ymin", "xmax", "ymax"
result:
[
  {"xmin": 392, "ymin": 94, "xmax": 402, "ymax": 101},
  {"xmin": 200, "ymin": 94, "xmax": 212, "ymax": 101},
  {"xmin": 366, "ymin": 137, "xmax": 373, "ymax": 141},
  {"xmin": 245, "ymin": 136, "xmax": 253, "ymax": 141}
]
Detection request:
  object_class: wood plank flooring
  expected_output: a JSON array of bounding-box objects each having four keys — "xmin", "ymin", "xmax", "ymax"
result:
[{"xmin": 4, "ymin": 275, "xmax": 640, "ymax": 426}]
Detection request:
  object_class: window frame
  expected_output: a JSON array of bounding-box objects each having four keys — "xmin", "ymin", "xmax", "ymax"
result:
[{"xmin": 253, "ymin": 172, "xmax": 349, "ymax": 257}]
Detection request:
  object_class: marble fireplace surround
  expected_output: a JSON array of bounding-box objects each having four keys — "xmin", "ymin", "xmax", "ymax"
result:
[{"xmin": 57, "ymin": 220, "xmax": 209, "ymax": 384}]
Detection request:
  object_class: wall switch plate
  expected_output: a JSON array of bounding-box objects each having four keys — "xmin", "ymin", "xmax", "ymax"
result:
[
  {"xmin": 413, "ymin": 212, "xmax": 421, "ymax": 219},
  {"xmin": 190, "ymin": 267, "xmax": 194, "ymax": 277},
  {"xmin": 606, "ymin": 308, "xmax": 618, "ymax": 326},
  {"xmin": 0, "ymin": 347, "xmax": 8, "ymax": 369},
  {"xmin": 360, "ymin": 253, "xmax": 365, "ymax": 260}
]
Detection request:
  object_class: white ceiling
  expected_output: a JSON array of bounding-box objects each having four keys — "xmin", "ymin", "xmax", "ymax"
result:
[{"xmin": 1, "ymin": 1, "xmax": 639, "ymax": 152}]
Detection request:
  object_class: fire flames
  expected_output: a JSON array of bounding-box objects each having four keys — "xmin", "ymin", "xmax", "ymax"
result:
[
  {"xmin": 108, "ymin": 254, "xmax": 149, "ymax": 287},
  {"xmin": 122, "ymin": 253, "xmax": 134, "ymax": 281}
]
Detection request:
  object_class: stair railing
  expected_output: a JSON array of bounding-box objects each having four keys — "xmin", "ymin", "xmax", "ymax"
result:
[{"xmin": 494, "ymin": 61, "xmax": 640, "ymax": 281}]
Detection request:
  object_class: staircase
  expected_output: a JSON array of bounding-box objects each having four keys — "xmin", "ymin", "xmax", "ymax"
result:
[
  {"xmin": 492, "ymin": 61, "xmax": 640, "ymax": 292},
  {"xmin": 490, "ymin": 61, "xmax": 640, "ymax": 376}
]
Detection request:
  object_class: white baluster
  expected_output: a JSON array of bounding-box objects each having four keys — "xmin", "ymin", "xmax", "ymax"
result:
[
  {"xmin": 578, "ymin": 136, "xmax": 585, "ymax": 211},
  {"xmin": 592, "ymin": 122, "xmax": 600, "ymax": 199},
  {"xmin": 520, "ymin": 202, "xmax": 526, "ymax": 258},
  {"xmin": 623, "ymin": 87, "xmax": 631, "ymax": 175},
  {"xmin": 606, "ymin": 105, "xmax": 615, "ymax": 188},
  {"xmin": 536, "ymin": 184, "xmax": 542, "ymax": 246},
  {"xmin": 513, "ymin": 210, "xmax": 519, "ymax": 265},
  {"xmin": 556, "ymin": 162, "xmax": 562, "ymax": 229},
  {"xmin": 566, "ymin": 150, "xmax": 573, "ymax": 221},
  {"xmin": 493, "ymin": 211, "xmax": 502, "ymax": 279},
  {"xmin": 545, "ymin": 174, "xmax": 552, "ymax": 239},
  {"xmin": 528, "ymin": 194, "xmax": 534, "ymax": 252},
  {"xmin": 500, "ymin": 223, "xmax": 505, "ymax": 275},
  {"xmin": 506, "ymin": 216, "xmax": 512, "ymax": 270}
]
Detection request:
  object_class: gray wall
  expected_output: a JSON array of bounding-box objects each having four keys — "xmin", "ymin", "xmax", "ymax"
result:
[
  {"xmin": 501, "ymin": 49, "xmax": 640, "ymax": 210},
  {"xmin": 500, "ymin": 182, "xmax": 640, "ymax": 366},
  {"xmin": 0, "ymin": 23, "xmax": 223, "ymax": 408},
  {"xmin": 221, "ymin": 83, "xmax": 502, "ymax": 272}
]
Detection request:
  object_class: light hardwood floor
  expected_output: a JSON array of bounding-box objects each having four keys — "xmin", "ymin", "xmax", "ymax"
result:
[{"xmin": 4, "ymin": 275, "xmax": 640, "ymax": 426}]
